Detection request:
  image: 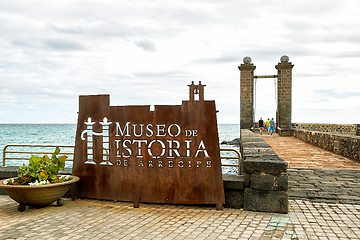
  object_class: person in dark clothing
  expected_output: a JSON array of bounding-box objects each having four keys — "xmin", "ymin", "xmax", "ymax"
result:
[{"xmin": 258, "ymin": 117, "xmax": 264, "ymax": 135}]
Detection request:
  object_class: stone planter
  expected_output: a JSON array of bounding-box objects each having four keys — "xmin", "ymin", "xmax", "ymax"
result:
[{"xmin": 0, "ymin": 176, "xmax": 79, "ymax": 211}]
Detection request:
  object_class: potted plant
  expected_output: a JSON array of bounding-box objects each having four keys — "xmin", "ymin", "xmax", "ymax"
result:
[{"xmin": 0, "ymin": 147, "xmax": 79, "ymax": 211}]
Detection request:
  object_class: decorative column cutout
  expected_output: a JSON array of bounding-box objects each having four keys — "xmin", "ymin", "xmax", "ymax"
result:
[{"xmin": 188, "ymin": 81, "xmax": 205, "ymax": 102}]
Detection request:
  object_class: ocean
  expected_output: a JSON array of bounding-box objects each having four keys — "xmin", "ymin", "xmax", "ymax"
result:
[{"xmin": 0, "ymin": 124, "xmax": 240, "ymax": 174}]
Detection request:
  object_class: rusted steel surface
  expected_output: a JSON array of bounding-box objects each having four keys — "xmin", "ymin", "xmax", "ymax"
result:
[{"xmin": 72, "ymin": 83, "xmax": 225, "ymax": 208}]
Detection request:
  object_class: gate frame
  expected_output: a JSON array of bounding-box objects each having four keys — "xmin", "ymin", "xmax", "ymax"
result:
[{"xmin": 238, "ymin": 56, "xmax": 294, "ymax": 136}]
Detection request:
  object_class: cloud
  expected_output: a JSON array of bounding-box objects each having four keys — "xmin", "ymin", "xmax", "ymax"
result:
[
  {"xmin": 195, "ymin": 53, "xmax": 240, "ymax": 64},
  {"xmin": 45, "ymin": 23, "xmax": 84, "ymax": 35},
  {"xmin": 134, "ymin": 39, "xmax": 156, "ymax": 52},
  {"xmin": 313, "ymin": 89, "xmax": 360, "ymax": 99},
  {"xmin": 12, "ymin": 39, "xmax": 41, "ymax": 48},
  {"xmin": 43, "ymin": 39, "xmax": 85, "ymax": 51},
  {"xmin": 0, "ymin": 0, "xmax": 359, "ymax": 124},
  {"xmin": 133, "ymin": 70, "xmax": 192, "ymax": 79}
]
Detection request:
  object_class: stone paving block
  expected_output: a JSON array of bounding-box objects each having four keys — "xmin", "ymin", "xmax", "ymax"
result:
[
  {"xmin": 243, "ymin": 159, "xmax": 288, "ymax": 175},
  {"xmin": 277, "ymin": 173, "xmax": 289, "ymax": 191},
  {"xmin": 223, "ymin": 174, "xmax": 244, "ymax": 190},
  {"xmin": 244, "ymin": 189, "xmax": 288, "ymax": 214},
  {"xmin": 250, "ymin": 172, "xmax": 289, "ymax": 191},
  {"xmin": 2, "ymin": 192, "xmax": 360, "ymax": 239}
]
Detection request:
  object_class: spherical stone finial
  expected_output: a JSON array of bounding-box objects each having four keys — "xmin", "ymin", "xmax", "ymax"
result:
[
  {"xmin": 280, "ymin": 55, "xmax": 289, "ymax": 63},
  {"xmin": 243, "ymin": 56, "xmax": 252, "ymax": 64}
]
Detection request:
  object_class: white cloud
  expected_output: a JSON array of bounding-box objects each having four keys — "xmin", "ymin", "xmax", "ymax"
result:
[
  {"xmin": 0, "ymin": 0, "xmax": 359, "ymax": 124},
  {"xmin": 43, "ymin": 38, "xmax": 86, "ymax": 51},
  {"xmin": 134, "ymin": 39, "xmax": 156, "ymax": 52}
]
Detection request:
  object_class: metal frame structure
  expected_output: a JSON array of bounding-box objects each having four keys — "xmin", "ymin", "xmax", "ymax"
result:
[
  {"xmin": 2, "ymin": 144, "xmax": 242, "ymax": 175},
  {"xmin": 220, "ymin": 148, "xmax": 242, "ymax": 175},
  {"xmin": 2, "ymin": 144, "xmax": 74, "ymax": 167}
]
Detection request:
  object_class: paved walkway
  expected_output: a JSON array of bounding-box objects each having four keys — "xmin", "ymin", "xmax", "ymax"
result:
[
  {"xmin": 262, "ymin": 134, "xmax": 360, "ymax": 169},
  {"xmin": 1, "ymin": 196, "xmax": 360, "ymax": 239},
  {"xmin": 287, "ymin": 168, "xmax": 360, "ymax": 204},
  {"xmin": 262, "ymin": 134, "xmax": 360, "ymax": 205},
  {"xmin": 2, "ymin": 134, "xmax": 360, "ymax": 239}
]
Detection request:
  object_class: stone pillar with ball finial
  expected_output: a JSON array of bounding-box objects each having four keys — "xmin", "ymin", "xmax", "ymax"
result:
[
  {"xmin": 238, "ymin": 56, "xmax": 256, "ymax": 129},
  {"xmin": 275, "ymin": 55, "xmax": 294, "ymax": 136}
]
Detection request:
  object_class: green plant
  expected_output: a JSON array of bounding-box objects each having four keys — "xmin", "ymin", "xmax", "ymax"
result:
[{"xmin": 17, "ymin": 147, "xmax": 69, "ymax": 185}]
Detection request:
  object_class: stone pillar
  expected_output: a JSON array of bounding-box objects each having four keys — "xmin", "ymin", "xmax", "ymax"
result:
[
  {"xmin": 275, "ymin": 55, "xmax": 294, "ymax": 136},
  {"xmin": 239, "ymin": 57, "xmax": 256, "ymax": 129}
]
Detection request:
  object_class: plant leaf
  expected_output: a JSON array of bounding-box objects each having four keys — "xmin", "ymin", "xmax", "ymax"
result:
[
  {"xmin": 54, "ymin": 147, "xmax": 60, "ymax": 155},
  {"xmin": 58, "ymin": 155, "xmax": 68, "ymax": 161},
  {"xmin": 44, "ymin": 155, "xmax": 50, "ymax": 163},
  {"xmin": 58, "ymin": 160, "xmax": 65, "ymax": 170},
  {"xmin": 19, "ymin": 147, "xmax": 68, "ymax": 185}
]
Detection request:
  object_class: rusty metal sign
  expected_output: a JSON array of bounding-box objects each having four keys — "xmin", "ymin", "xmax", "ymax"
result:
[{"xmin": 72, "ymin": 82, "xmax": 225, "ymax": 209}]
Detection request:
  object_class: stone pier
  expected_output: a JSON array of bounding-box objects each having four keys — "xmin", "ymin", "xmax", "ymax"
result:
[{"xmin": 241, "ymin": 130, "xmax": 289, "ymax": 213}]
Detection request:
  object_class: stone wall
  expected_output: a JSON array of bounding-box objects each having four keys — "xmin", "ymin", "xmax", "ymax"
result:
[
  {"xmin": 293, "ymin": 128, "xmax": 360, "ymax": 162},
  {"xmin": 292, "ymin": 123, "xmax": 360, "ymax": 136},
  {"xmin": 223, "ymin": 175, "xmax": 244, "ymax": 209},
  {"xmin": 241, "ymin": 130, "xmax": 288, "ymax": 213}
]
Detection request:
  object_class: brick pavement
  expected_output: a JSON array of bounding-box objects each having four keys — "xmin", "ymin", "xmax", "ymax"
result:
[
  {"xmin": 1, "ymin": 134, "xmax": 360, "ymax": 239},
  {"xmin": 262, "ymin": 134, "xmax": 360, "ymax": 169},
  {"xmin": 262, "ymin": 134, "xmax": 360, "ymax": 205},
  {"xmin": 1, "ymin": 196, "xmax": 360, "ymax": 239}
]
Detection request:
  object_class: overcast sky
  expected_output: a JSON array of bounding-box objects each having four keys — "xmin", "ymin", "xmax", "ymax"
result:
[{"xmin": 1, "ymin": 0, "xmax": 359, "ymax": 124}]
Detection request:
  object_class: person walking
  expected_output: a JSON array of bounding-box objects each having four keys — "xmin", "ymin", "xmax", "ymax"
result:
[
  {"xmin": 265, "ymin": 118, "xmax": 270, "ymax": 134},
  {"xmin": 269, "ymin": 118, "xmax": 276, "ymax": 135},
  {"xmin": 258, "ymin": 117, "xmax": 264, "ymax": 135}
]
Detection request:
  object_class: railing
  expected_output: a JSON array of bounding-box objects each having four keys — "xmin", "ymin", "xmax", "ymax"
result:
[
  {"xmin": 2, "ymin": 144, "xmax": 242, "ymax": 175},
  {"xmin": 2, "ymin": 144, "xmax": 75, "ymax": 167},
  {"xmin": 220, "ymin": 148, "xmax": 242, "ymax": 175}
]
